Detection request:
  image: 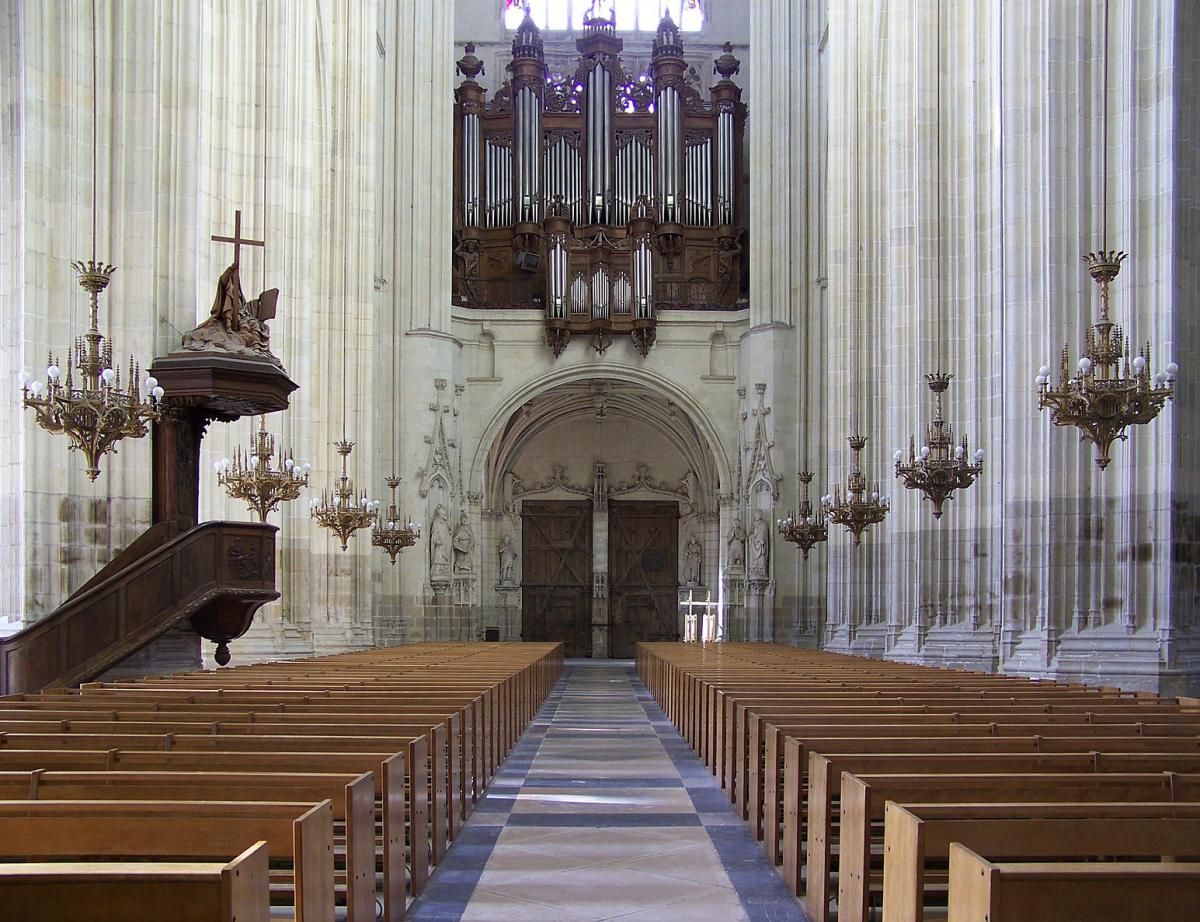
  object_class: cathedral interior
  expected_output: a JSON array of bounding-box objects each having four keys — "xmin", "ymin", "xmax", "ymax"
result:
[
  {"xmin": 2, "ymin": 0, "xmax": 1197, "ymax": 691},
  {"xmin": 3, "ymin": 3, "xmax": 1200, "ymax": 920}
]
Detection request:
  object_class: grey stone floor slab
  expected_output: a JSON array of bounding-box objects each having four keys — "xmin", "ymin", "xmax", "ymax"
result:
[{"xmin": 408, "ymin": 659, "xmax": 808, "ymax": 922}]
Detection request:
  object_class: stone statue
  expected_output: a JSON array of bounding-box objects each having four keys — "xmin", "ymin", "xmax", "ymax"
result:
[
  {"xmin": 498, "ymin": 534, "xmax": 518, "ymax": 586},
  {"xmin": 750, "ymin": 510, "xmax": 770, "ymax": 579},
  {"xmin": 680, "ymin": 470, "xmax": 702, "ymax": 515},
  {"xmin": 181, "ymin": 263, "xmax": 282, "ymax": 367},
  {"xmin": 452, "ymin": 512, "xmax": 475, "ymax": 576},
  {"xmin": 727, "ymin": 521, "xmax": 746, "ymax": 571},
  {"xmin": 684, "ymin": 535, "xmax": 702, "ymax": 586},
  {"xmin": 500, "ymin": 470, "xmax": 523, "ymax": 515},
  {"xmin": 429, "ymin": 504, "xmax": 451, "ymax": 583}
]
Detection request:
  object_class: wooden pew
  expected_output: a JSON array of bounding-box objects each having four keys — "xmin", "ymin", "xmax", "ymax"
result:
[
  {"xmin": 0, "ymin": 744, "xmax": 426, "ymax": 916},
  {"xmin": 946, "ymin": 843, "xmax": 1200, "ymax": 921},
  {"xmin": 753, "ymin": 715, "xmax": 1200, "ymax": 859},
  {"xmin": 800, "ymin": 751, "xmax": 1200, "ymax": 921},
  {"xmin": 881, "ymin": 801, "xmax": 1200, "ymax": 922},
  {"xmin": 634, "ymin": 643, "xmax": 1200, "ymax": 922},
  {"xmin": 0, "ymin": 841, "xmax": 271, "ymax": 922},
  {"xmin": 0, "ymin": 770, "xmax": 378, "ymax": 921},
  {"xmin": 0, "ymin": 801, "xmax": 330, "ymax": 921},
  {"xmin": 829, "ymin": 771, "xmax": 1200, "ymax": 922},
  {"xmin": 0, "ymin": 642, "xmax": 562, "ymax": 920}
]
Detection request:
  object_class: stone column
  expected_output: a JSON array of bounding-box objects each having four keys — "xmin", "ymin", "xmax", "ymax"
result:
[
  {"xmin": 746, "ymin": 0, "xmax": 824, "ymax": 645},
  {"xmin": 377, "ymin": 0, "xmax": 458, "ymax": 641}
]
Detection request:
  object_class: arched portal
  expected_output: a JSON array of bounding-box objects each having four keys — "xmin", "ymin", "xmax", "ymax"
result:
[{"xmin": 478, "ymin": 377, "xmax": 724, "ymax": 657}]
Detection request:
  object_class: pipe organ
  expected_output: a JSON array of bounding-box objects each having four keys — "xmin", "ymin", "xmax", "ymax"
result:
[{"xmin": 453, "ymin": 10, "xmax": 746, "ymax": 357}]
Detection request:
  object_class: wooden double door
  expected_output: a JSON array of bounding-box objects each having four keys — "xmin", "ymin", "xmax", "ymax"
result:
[{"xmin": 521, "ymin": 500, "xmax": 679, "ymax": 658}]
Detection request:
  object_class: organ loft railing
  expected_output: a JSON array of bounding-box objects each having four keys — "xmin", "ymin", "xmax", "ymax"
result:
[{"xmin": 453, "ymin": 7, "xmax": 746, "ymax": 357}]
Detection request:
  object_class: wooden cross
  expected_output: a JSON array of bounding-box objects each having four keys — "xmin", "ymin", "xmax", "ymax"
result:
[{"xmin": 211, "ymin": 209, "xmax": 264, "ymax": 268}]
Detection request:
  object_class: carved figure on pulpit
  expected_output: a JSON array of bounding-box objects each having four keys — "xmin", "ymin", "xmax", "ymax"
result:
[
  {"xmin": 429, "ymin": 504, "xmax": 452, "ymax": 583},
  {"xmin": 498, "ymin": 535, "xmax": 518, "ymax": 586},
  {"xmin": 453, "ymin": 512, "xmax": 475, "ymax": 575},
  {"xmin": 684, "ymin": 535, "xmax": 702, "ymax": 586},
  {"xmin": 727, "ymin": 521, "xmax": 746, "ymax": 571},
  {"xmin": 182, "ymin": 263, "xmax": 282, "ymax": 367},
  {"xmin": 749, "ymin": 510, "xmax": 770, "ymax": 579}
]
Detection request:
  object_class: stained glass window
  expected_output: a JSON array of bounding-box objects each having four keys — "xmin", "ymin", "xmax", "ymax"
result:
[{"xmin": 504, "ymin": 0, "xmax": 703, "ymax": 32}]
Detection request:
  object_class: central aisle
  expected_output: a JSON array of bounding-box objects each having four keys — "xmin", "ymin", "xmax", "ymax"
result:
[{"xmin": 409, "ymin": 660, "xmax": 807, "ymax": 921}]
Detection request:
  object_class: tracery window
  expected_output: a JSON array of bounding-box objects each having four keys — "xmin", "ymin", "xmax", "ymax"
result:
[{"xmin": 504, "ymin": 0, "xmax": 703, "ymax": 32}]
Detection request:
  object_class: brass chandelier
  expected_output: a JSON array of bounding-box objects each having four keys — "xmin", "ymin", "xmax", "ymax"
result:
[
  {"xmin": 1036, "ymin": 0, "xmax": 1176, "ymax": 470},
  {"xmin": 21, "ymin": 5, "xmax": 160, "ymax": 481},
  {"xmin": 371, "ymin": 476, "xmax": 420, "ymax": 565},
  {"xmin": 311, "ymin": 440, "xmax": 379, "ymax": 551},
  {"xmin": 777, "ymin": 471, "xmax": 827, "ymax": 560},
  {"xmin": 825, "ymin": 434, "xmax": 889, "ymax": 546},
  {"xmin": 216, "ymin": 416, "xmax": 309, "ymax": 521},
  {"xmin": 1037, "ymin": 251, "xmax": 1176, "ymax": 469},
  {"xmin": 895, "ymin": 373, "xmax": 984, "ymax": 517}
]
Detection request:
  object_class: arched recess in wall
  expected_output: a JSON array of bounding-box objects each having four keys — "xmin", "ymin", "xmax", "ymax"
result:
[{"xmin": 469, "ymin": 365, "xmax": 733, "ymax": 510}]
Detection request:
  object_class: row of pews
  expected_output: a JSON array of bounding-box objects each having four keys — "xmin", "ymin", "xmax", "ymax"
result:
[
  {"xmin": 0, "ymin": 641, "xmax": 563, "ymax": 922},
  {"xmin": 636, "ymin": 642, "xmax": 1200, "ymax": 922}
]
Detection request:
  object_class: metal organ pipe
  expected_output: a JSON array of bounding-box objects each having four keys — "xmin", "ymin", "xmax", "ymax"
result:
[
  {"xmin": 657, "ymin": 85, "xmax": 681, "ymax": 223},
  {"xmin": 546, "ymin": 234, "xmax": 566, "ymax": 319},
  {"xmin": 587, "ymin": 62, "xmax": 611, "ymax": 223},
  {"xmin": 717, "ymin": 109, "xmax": 734, "ymax": 226},
  {"xmin": 462, "ymin": 113, "xmax": 479, "ymax": 226},
  {"xmin": 633, "ymin": 239, "xmax": 653, "ymax": 320},
  {"xmin": 514, "ymin": 87, "xmax": 542, "ymax": 223}
]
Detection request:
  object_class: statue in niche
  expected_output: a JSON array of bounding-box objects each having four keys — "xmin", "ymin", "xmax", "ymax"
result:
[
  {"xmin": 680, "ymin": 470, "xmax": 702, "ymax": 515},
  {"xmin": 727, "ymin": 521, "xmax": 746, "ymax": 572},
  {"xmin": 749, "ymin": 510, "xmax": 770, "ymax": 579},
  {"xmin": 429, "ymin": 504, "xmax": 452, "ymax": 583},
  {"xmin": 684, "ymin": 535, "xmax": 702, "ymax": 587},
  {"xmin": 498, "ymin": 535, "xmax": 518, "ymax": 586},
  {"xmin": 453, "ymin": 512, "xmax": 475, "ymax": 576},
  {"xmin": 500, "ymin": 470, "xmax": 523, "ymax": 514},
  {"xmin": 181, "ymin": 263, "xmax": 282, "ymax": 367}
]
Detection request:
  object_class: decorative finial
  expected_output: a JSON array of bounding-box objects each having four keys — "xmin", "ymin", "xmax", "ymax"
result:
[
  {"xmin": 456, "ymin": 43, "xmax": 485, "ymax": 81},
  {"xmin": 714, "ymin": 42, "xmax": 741, "ymax": 80}
]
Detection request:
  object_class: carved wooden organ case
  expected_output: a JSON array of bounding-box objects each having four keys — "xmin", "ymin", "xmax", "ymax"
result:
[{"xmin": 453, "ymin": 10, "xmax": 746, "ymax": 357}]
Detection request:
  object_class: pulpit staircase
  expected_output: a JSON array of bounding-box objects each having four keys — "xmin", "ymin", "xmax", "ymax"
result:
[{"xmin": 0, "ymin": 519, "xmax": 278, "ymax": 695}]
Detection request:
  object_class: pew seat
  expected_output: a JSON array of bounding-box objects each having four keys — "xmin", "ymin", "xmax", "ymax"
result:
[
  {"xmin": 0, "ymin": 841, "xmax": 270, "ymax": 922},
  {"xmin": 946, "ymin": 843, "xmax": 1200, "ymax": 921}
]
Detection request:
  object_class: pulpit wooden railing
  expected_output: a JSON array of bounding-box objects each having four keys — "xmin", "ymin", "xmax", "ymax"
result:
[{"xmin": 0, "ymin": 521, "xmax": 278, "ymax": 695}]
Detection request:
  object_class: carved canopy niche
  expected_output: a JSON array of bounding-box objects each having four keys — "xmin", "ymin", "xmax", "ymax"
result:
[{"xmin": 453, "ymin": 9, "xmax": 747, "ymax": 357}]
